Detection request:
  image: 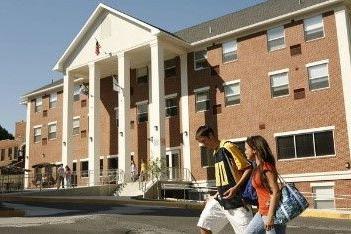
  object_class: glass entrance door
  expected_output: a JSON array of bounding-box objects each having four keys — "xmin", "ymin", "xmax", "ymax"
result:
[{"xmin": 166, "ymin": 150, "xmax": 181, "ymax": 180}]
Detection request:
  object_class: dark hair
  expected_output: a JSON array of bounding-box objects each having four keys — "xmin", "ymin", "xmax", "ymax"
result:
[
  {"xmin": 195, "ymin": 125, "xmax": 215, "ymax": 139},
  {"xmin": 246, "ymin": 135, "xmax": 276, "ymax": 193}
]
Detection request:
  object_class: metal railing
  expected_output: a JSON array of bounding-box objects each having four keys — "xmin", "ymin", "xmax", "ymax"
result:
[{"xmin": 0, "ymin": 169, "xmax": 124, "ymax": 193}]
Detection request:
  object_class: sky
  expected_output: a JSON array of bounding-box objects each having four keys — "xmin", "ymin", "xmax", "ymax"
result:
[{"xmin": 0, "ymin": 0, "xmax": 265, "ymax": 134}]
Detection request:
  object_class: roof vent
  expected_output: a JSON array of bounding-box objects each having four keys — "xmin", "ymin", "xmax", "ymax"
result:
[{"xmin": 209, "ymin": 26, "xmax": 212, "ymax": 34}]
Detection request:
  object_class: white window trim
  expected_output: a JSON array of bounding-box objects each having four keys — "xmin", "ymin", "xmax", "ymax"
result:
[
  {"xmin": 310, "ymin": 182, "xmax": 335, "ymax": 187},
  {"xmin": 48, "ymin": 121, "xmax": 57, "ymax": 140},
  {"xmin": 269, "ymin": 71, "xmax": 290, "ymax": 98},
  {"xmin": 33, "ymin": 126, "xmax": 42, "ymax": 143},
  {"xmin": 80, "ymin": 158, "xmax": 89, "ymax": 162},
  {"xmin": 275, "ymin": 126, "xmax": 336, "ymax": 160},
  {"xmin": 72, "ymin": 160, "xmax": 77, "ymax": 163},
  {"xmin": 223, "ymin": 79, "xmax": 240, "ymax": 86},
  {"xmin": 194, "ymin": 86, "xmax": 210, "ymax": 93},
  {"xmin": 193, "ymin": 50, "xmax": 208, "ymax": 71},
  {"xmin": 228, "ymin": 137, "xmax": 247, "ymax": 142},
  {"xmin": 135, "ymin": 100, "xmax": 148, "ymax": 105},
  {"xmin": 304, "ymin": 14, "xmax": 325, "ymax": 42},
  {"xmin": 33, "ymin": 124, "xmax": 42, "ymax": 129},
  {"xmin": 274, "ymin": 126, "xmax": 335, "ymax": 137},
  {"xmin": 267, "ymin": 26, "xmax": 286, "ymax": 51},
  {"xmin": 268, "ymin": 68, "xmax": 289, "ymax": 76},
  {"xmin": 222, "ymin": 40, "xmax": 238, "ymax": 63},
  {"xmin": 73, "ymin": 117, "xmax": 80, "ymax": 136},
  {"xmin": 107, "ymin": 154, "xmax": 118, "ymax": 159},
  {"xmin": 306, "ymin": 59, "xmax": 329, "ymax": 68},
  {"xmin": 224, "ymin": 81, "xmax": 241, "ymax": 106},
  {"xmin": 165, "ymin": 93, "xmax": 178, "ymax": 99}
]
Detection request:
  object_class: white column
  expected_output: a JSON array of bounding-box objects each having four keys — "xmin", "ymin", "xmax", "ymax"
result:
[
  {"xmin": 150, "ymin": 39, "xmax": 166, "ymax": 164},
  {"xmin": 335, "ymin": 7, "xmax": 351, "ymax": 163},
  {"xmin": 180, "ymin": 54, "xmax": 192, "ymax": 181},
  {"xmin": 24, "ymin": 101, "xmax": 31, "ymax": 188},
  {"xmin": 62, "ymin": 72, "xmax": 74, "ymax": 172},
  {"xmin": 147, "ymin": 62, "xmax": 154, "ymax": 161},
  {"xmin": 117, "ymin": 52, "xmax": 131, "ymax": 182},
  {"xmin": 88, "ymin": 62, "xmax": 101, "ymax": 186}
]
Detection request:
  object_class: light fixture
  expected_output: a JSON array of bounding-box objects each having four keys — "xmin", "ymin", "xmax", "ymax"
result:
[
  {"xmin": 119, "ymin": 131, "xmax": 124, "ymax": 137},
  {"xmin": 147, "ymin": 137, "xmax": 153, "ymax": 142},
  {"xmin": 345, "ymin": 162, "xmax": 351, "ymax": 169},
  {"xmin": 63, "ymin": 141, "xmax": 66, "ymax": 146},
  {"xmin": 183, "ymin": 131, "xmax": 188, "ymax": 136},
  {"xmin": 154, "ymin": 126, "xmax": 158, "ymax": 131},
  {"xmin": 89, "ymin": 136, "xmax": 93, "ymax": 142}
]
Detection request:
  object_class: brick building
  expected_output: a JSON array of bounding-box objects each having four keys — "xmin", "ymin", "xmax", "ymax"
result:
[
  {"xmin": 21, "ymin": 0, "xmax": 351, "ymax": 209},
  {"xmin": 0, "ymin": 121, "xmax": 26, "ymax": 171}
]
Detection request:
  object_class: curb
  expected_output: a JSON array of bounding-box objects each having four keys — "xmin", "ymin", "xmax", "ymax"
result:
[
  {"xmin": 0, "ymin": 195, "xmax": 205, "ymax": 210},
  {"xmin": 2, "ymin": 195, "xmax": 351, "ymax": 220}
]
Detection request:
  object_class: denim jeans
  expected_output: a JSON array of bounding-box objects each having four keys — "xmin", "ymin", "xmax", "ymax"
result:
[{"xmin": 244, "ymin": 212, "xmax": 286, "ymax": 234}]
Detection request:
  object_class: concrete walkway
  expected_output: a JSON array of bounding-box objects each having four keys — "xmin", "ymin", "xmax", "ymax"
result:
[{"xmin": 1, "ymin": 193, "xmax": 350, "ymax": 220}]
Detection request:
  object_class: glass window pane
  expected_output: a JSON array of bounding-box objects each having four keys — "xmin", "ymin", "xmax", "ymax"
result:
[
  {"xmin": 277, "ymin": 136, "xmax": 295, "ymax": 159},
  {"xmin": 196, "ymin": 91, "xmax": 209, "ymax": 102},
  {"xmin": 223, "ymin": 41, "xmax": 236, "ymax": 53},
  {"xmin": 271, "ymin": 73, "xmax": 288, "ymax": 87},
  {"xmin": 308, "ymin": 64, "xmax": 328, "ymax": 78},
  {"xmin": 295, "ymin": 133, "xmax": 314, "ymax": 157},
  {"xmin": 224, "ymin": 83, "xmax": 240, "ymax": 96},
  {"xmin": 195, "ymin": 50, "xmax": 207, "ymax": 60},
  {"xmin": 196, "ymin": 101, "xmax": 210, "ymax": 112},
  {"xmin": 304, "ymin": 15, "xmax": 323, "ymax": 31},
  {"xmin": 223, "ymin": 51, "xmax": 237, "ymax": 62},
  {"xmin": 268, "ymin": 26, "xmax": 284, "ymax": 41},
  {"xmin": 314, "ymin": 131, "xmax": 335, "ymax": 156},
  {"xmin": 268, "ymin": 37, "xmax": 285, "ymax": 51},
  {"xmin": 272, "ymin": 85, "xmax": 289, "ymax": 97},
  {"xmin": 226, "ymin": 95, "xmax": 240, "ymax": 105},
  {"xmin": 309, "ymin": 76, "xmax": 329, "ymax": 90}
]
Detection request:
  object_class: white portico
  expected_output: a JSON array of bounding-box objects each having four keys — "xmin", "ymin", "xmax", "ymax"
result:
[{"xmin": 53, "ymin": 3, "xmax": 191, "ymax": 185}]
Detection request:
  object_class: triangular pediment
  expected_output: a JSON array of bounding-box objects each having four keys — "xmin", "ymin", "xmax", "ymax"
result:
[{"xmin": 54, "ymin": 4, "xmax": 161, "ymax": 71}]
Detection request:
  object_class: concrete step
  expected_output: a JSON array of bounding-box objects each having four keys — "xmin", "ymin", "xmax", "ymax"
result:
[{"xmin": 115, "ymin": 181, "xmax": 143, "ymax": 197}]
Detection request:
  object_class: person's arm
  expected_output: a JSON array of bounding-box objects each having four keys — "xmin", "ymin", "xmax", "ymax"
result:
[
  {"xmin": 223, "ymin": 166, "xmax": 252, "ymax": 199},
  {"xmin": 264, "ymin": 171, "xmax": 281, "ymax": 231}
]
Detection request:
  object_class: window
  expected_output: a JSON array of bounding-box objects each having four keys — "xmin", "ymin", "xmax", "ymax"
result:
[
  {"xmin": 100, "ymin": 159, "xmax": 103, "ymax": 176},
  {"xmin": 114, "ymin": 107, "xmax": 119, "ymax": 127},
  {"xmin": 49, "ymin": 92, "xmax": 57, "ymax": 108},
  {"xmin": 201, "ymin": 146, "xmax": 214, "ymax": 167},
  {"xmin": 304, "ymin": 15, "xmax": 324, "ymax": 41},
  {"xmin": 0, "ymin": 149, "xmax": 5, "ymax": 161},
  {"xmin": 165, "ymin": 59, "xmax": 177, "ymax": 78},
  {"xmin": 276, "ymin": 129, "xmax": 335, "ymax": 160},
  {"xmin": 165, "ymin": 95, "xmax": 178, "ymax": 117},
  {"xmin": 81, "ymin": 161, "xmax": 88, "ymax": 177},
  {"xmin": 270, "ymin": 71, "xmax": 289, "ymax": 97},
  {"xmin": 267, "ymin": 26, "xmax": 285, "ymax": 51},
  {"xmin": 48, "ymin": 123, "xmax": 57, "ymax": 140},
  {"xmin": 108, "ymin": 157, "xmax": 118, "ymax": 170},
  {"xmin": 307, "ymin": 61, "xmax": 329, "ymax": 90},
  {"xmin": 73, "ymin": 118, "xmax": 80, "ymax": 135},
  {"xmin": 313, "ymin": 186, "xmax": 335, "ymax": 209},
  {"xmin": 14, "ymin": 147, "xmax": 18, "ymax": 159},
  {"xmin": 35, "ymin": 97, "xmax": 42, "ymax": 112},
  {"xmin": 222, "ymin": 40, "xmax": 237, "ymax": 62},
  {"xmin": 34, "ymin": 127, "xmax": 42, "ymax": 143},
  {"xmin": 194, "ymin": 50, "xmax": 209, "ymax": 70},
  {"xmin": 8, "ymin": 148, "xmax": 12, "ymax": 160},
  {"xmin": 136, "ymin": 67, "xmax": 148, "ymax": 84},
  {"xmin": 1, "ymin": 149, "xmax": 5, "ymax": 161},
  {"xmin": 195, "ymin": 89, "xmax": 210, "ymax": 112},
  {"xmin": 74, "ymin": 84, "xmax": 80, "ymax": 101},
  {"xmin": 224, "ymin": 81, "xmax": 240, "ymax": 106},
  {"xmin": 137, "ymin": 102, "xmax": 148, "ymax": 123}
]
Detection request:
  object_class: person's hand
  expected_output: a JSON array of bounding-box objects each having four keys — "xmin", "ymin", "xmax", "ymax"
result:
[
  {"xmin": 264, "ymin": 217, "xmax": 274, "ymax": 231},
  {"xmin": 223, "ymin": 186, "xmax": 238, "ymax": 199}
]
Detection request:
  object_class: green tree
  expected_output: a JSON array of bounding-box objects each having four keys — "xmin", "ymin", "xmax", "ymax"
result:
[{"xmin": 0, "ymin": 125, "xmax": 14, "ymax": 140}]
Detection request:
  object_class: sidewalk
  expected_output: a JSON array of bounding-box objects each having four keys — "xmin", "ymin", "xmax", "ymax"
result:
[{"xmin": 1, "ymin": 194, "xmax": 350, "ymax": 220}]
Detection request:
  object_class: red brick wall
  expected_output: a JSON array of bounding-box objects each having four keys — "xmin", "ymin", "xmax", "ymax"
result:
[{"xmin": 187, "ymin": 11, "xmax": 350, "ymax": 181}]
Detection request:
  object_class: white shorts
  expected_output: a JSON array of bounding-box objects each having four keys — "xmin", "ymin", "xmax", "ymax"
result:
[{"xmin": 197, "ymin": 198, "xmax": 253, "ymax": 234}]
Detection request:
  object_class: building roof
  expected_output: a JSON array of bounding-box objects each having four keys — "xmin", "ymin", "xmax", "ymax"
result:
[
  {"xmin": 174, "ymin": 0, "xmax": 333, "ymax": 43},
  {"xmin": 22, "ymin": 79, "xmax": 63, "ymax": 100}
]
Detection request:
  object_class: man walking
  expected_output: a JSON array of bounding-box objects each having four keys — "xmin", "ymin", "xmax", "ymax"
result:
[
  {"xmin": 57, "ymin": 164, "xmax": 65, "ymax": 189},
  {"xmin": 195, "ymin": 126, "xmax": 253, "ymax": 234}
]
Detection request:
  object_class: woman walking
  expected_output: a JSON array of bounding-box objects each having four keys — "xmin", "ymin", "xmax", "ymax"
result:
[{"xmin": 244, "ymin": 135, "xmax": 286, "ymax": 234}]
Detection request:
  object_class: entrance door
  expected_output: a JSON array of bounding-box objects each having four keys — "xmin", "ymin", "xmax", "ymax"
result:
[{"xmin": 166, "ymin": 150, "xmax": 181, "ymax": 180}]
